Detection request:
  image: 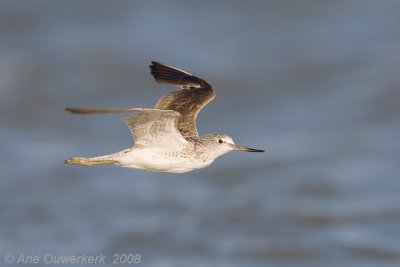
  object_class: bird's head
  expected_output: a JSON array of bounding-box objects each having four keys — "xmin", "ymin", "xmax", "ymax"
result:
[{"xmin": 205, "ymin": 134, "xmax": 264, "ymax": 159}]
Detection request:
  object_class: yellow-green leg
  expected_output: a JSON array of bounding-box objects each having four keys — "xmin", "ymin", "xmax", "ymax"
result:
[{"xmin": 65, "ymin": 157, "xmax": 117, "ymax": 166}]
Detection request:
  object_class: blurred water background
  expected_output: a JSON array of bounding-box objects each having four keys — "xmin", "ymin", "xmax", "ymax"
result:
[{"xmin": 0, "ymin": 1, "xmax": 400, "ymax": 266}]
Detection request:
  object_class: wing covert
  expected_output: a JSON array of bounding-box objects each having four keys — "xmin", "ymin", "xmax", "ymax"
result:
[{"xmin": 123, "ymin": 108, "xmax": 188, "ymax": 147}]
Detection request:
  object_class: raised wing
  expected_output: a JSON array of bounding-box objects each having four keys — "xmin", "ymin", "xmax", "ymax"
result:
[
  {"xmin": 150, "ymin": 61, "xmax": 215, "ymax": 137},
  {"xmin": 122, "ymin": 108, "xmax": 188, "ymax": 147}
]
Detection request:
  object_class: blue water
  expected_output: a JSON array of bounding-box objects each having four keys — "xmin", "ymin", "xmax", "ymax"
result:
[{"xmin": 0, "ymin": 1, "xmax": 400, "ymax": 266}]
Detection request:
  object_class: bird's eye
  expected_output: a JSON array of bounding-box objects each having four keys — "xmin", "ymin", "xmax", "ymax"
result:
[{"xmin": 218, "ymin": 139, "xmax": 224, "ymax": 144}]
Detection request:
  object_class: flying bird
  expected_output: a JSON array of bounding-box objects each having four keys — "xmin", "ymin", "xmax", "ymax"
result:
[{"xmin": 65, "ymin": 61, "xmax": 264, "ymax": 173}]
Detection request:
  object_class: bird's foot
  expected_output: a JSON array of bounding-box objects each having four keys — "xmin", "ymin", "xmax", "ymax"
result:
[{"xmin": 65, "ymin": 157, "xmax": 116, "ymax": 166}]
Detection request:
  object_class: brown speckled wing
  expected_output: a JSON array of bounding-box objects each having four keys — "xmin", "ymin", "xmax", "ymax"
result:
[
  {"xmin": 150, "ymin": 62, "xmax": 215, "ymax": 137},
  {"xmin": 123, "ymin": 108, "xmax": 188, "ymax": 147}
]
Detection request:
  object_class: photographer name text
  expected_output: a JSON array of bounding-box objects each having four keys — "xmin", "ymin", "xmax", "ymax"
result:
[{"xmin": 4, "ymin": 253, "xmax": 141, "ymax": 265}]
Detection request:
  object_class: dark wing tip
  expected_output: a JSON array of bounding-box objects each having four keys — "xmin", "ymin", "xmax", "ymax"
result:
[
  {"xmin": 149, "ymin": 61, "xmax": 212, "ymax": 89},
  {"xmin": 150, "ymin": 61, "xmax": 162, "ymax": 66},
  {"xmin": 149, "ymin": 61, "xmax": 162, "ymax": 71}
]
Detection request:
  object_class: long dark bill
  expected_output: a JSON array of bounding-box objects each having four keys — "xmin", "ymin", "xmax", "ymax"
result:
[{"xmin": 233, "ymin": 144, "xmax": 264, "ymax": 152}]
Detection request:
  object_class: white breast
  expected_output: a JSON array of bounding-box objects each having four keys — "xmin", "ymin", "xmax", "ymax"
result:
[{"xmin": 116, "ymin": 146, "xmax": 212, "ymax": 173}]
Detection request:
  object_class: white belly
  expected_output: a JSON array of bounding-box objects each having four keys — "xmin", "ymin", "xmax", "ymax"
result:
[{"xmin": 116, "ymin": 147, "xmax": 213, "ymax": 173}]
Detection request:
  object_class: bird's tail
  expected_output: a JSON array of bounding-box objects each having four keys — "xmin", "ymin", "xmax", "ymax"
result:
[{"xmin": 65, "ymin": 156, "xmax": 117, "ymax": 166}]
